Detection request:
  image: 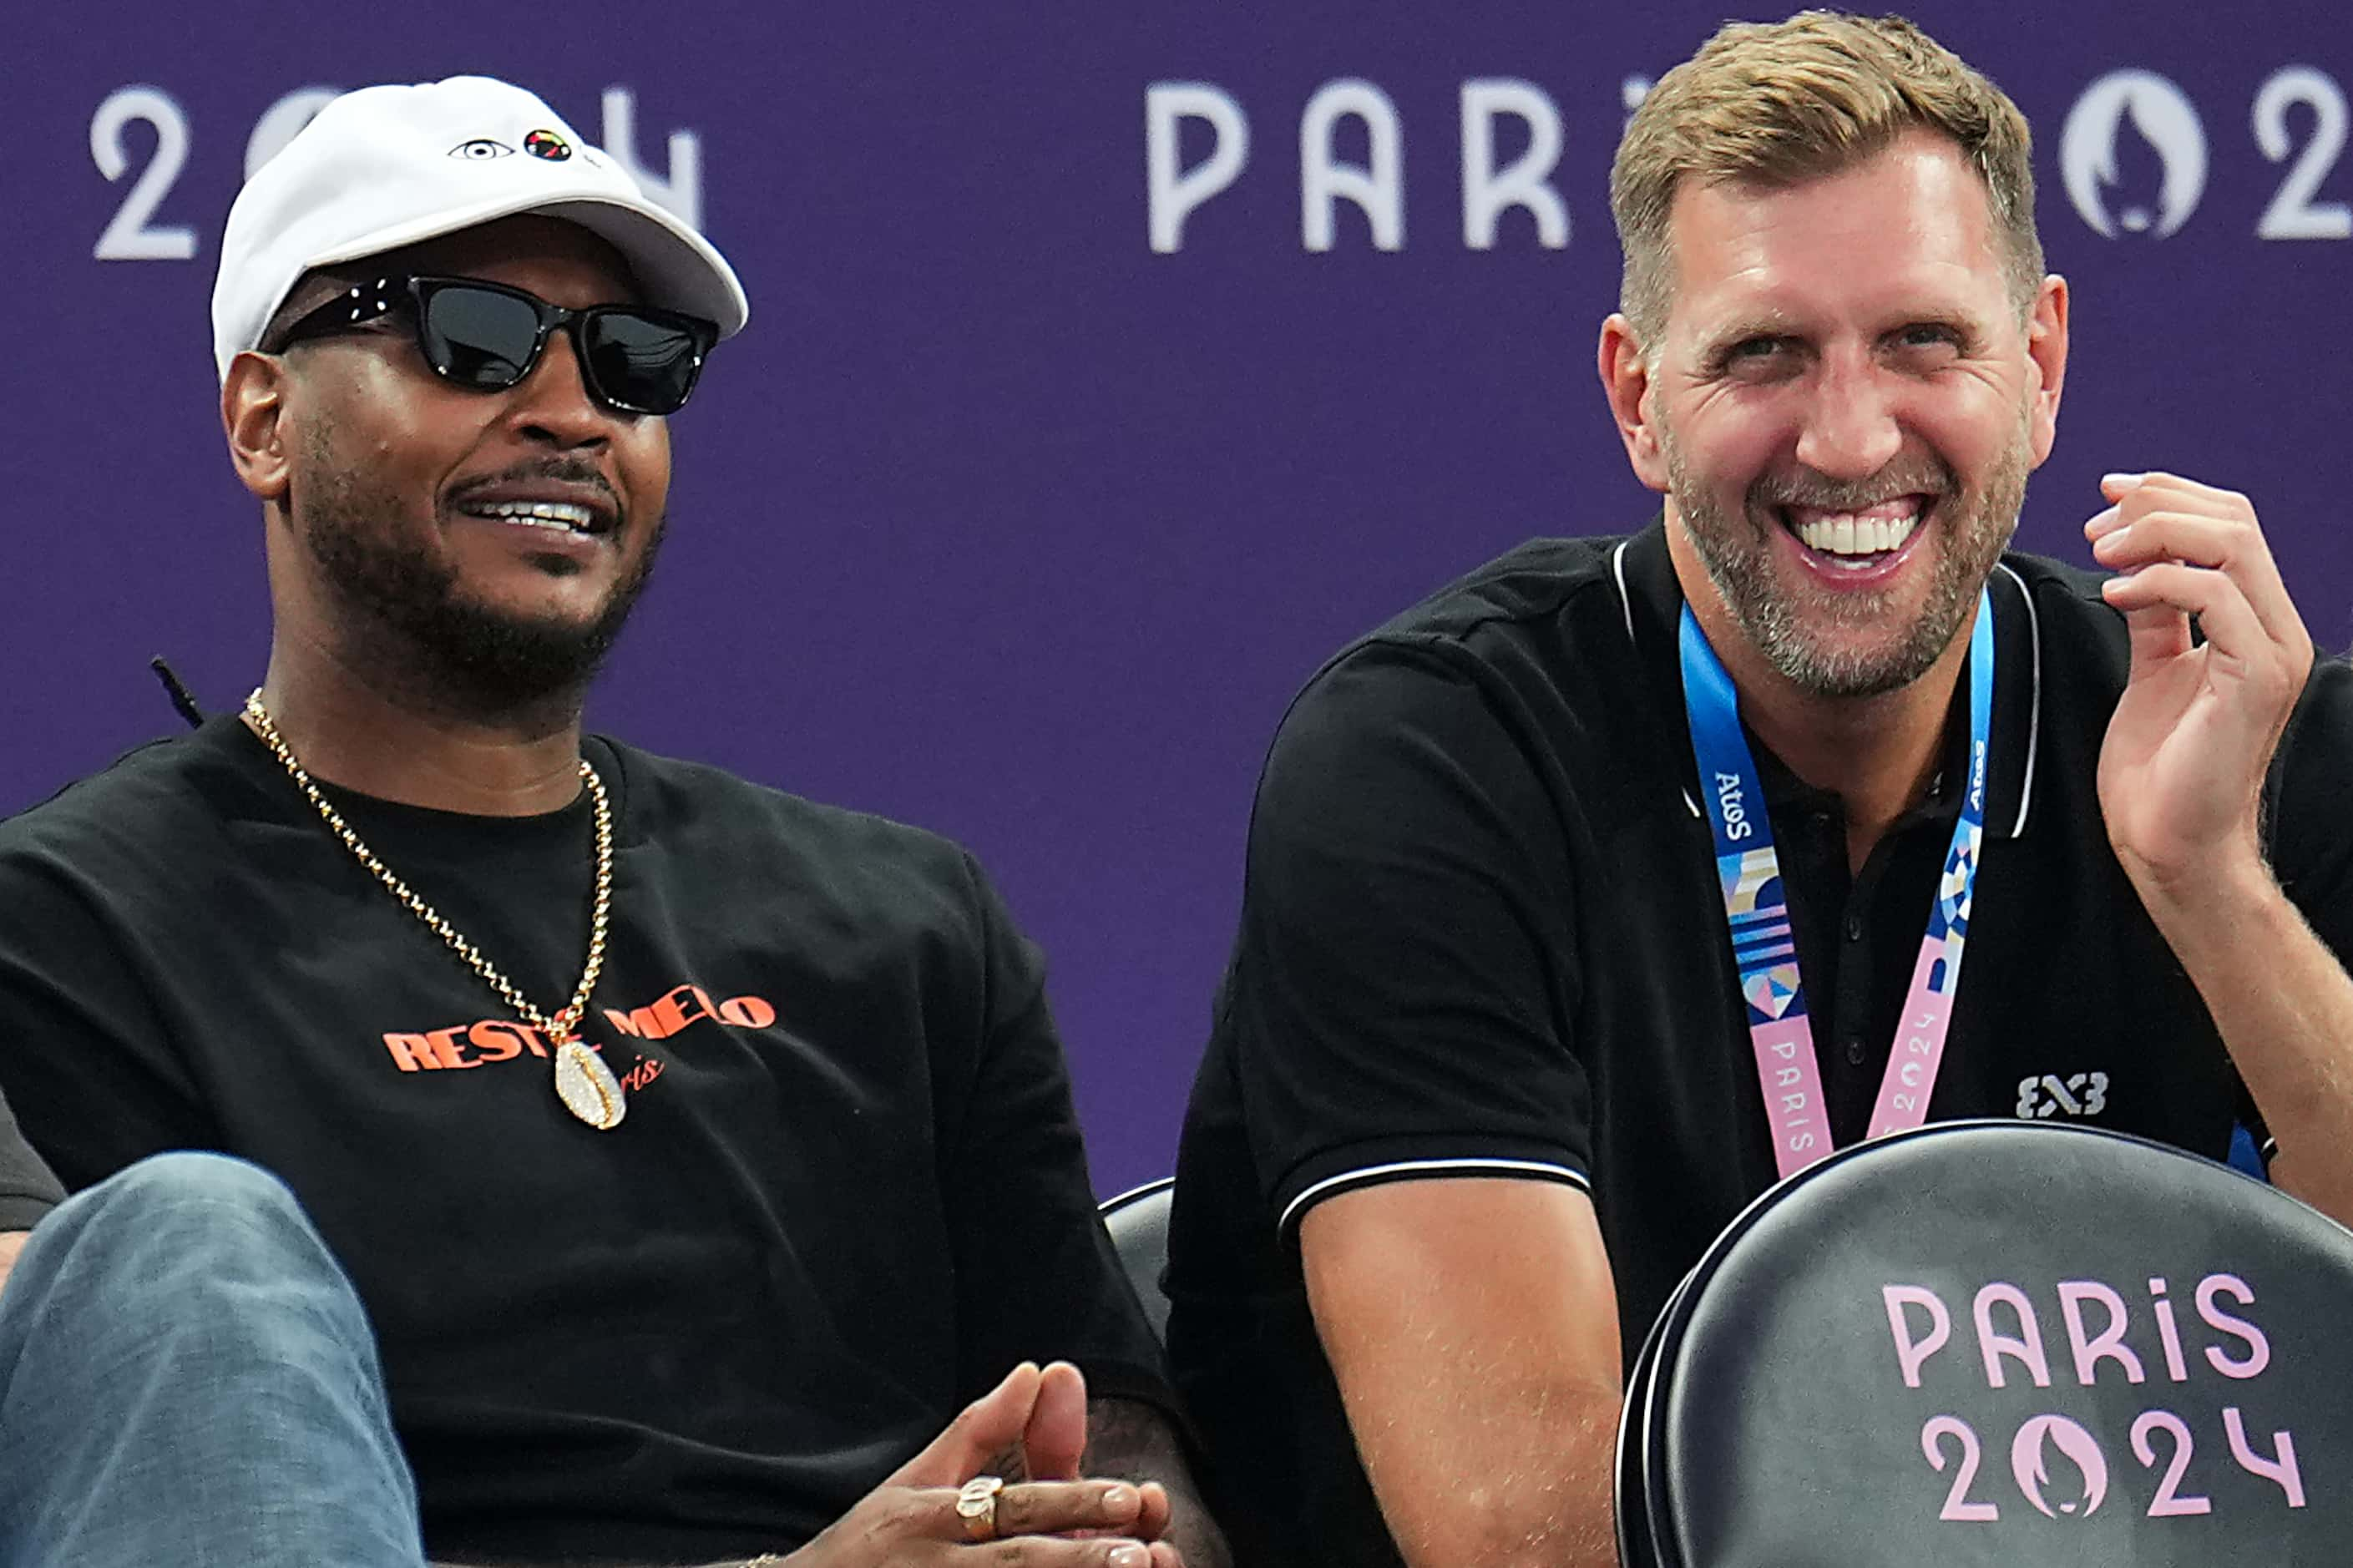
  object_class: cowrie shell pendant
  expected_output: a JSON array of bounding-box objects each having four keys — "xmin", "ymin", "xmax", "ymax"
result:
[{"xmin": 553, "ymin": 1038, "xmax": 626, "ymax": 1130}]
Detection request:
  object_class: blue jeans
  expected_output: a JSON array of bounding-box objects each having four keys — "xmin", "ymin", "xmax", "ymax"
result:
[{"xmin": 0, "ymin": 1152, "xmax": 428, "ymax": 1567}]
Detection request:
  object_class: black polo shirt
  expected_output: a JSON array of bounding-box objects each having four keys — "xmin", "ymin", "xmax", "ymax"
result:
[{"xmin": 1164, "ymin": 519, "xmax": 2353, "ymax": 1568}]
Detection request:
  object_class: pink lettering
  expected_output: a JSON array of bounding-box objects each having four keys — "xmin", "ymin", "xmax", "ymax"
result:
[
  {"xmin": 2130, "ymin": 1411, "xmax": 2212, "ymax": 1516},
  {"xmin": 2057, "ymin": 1282, "xmax": 2147, "ymax": 1386},
  {"xmin": 1884, "ymin": 1285, "xmax": 1952, "ymax": 1388},
  {"xmin": 2224, "ymin": 1408, "xmax": 2305, "ymax": 1505},
  {"xmin": 2197, "ymin": 1274, "xmax": 2270, "ymax": 1379},
  {"xmin": 2148, "ymin": 1277, "xmax": 2192, "ymax": 1383},
  {"xmin": 1920, "ymin": 1415, "xmax": 1998, "ymax": 1520},
  {"xmin": 1973, "ymin": 1283, "xmax": 2053, "ymax": 1388}
]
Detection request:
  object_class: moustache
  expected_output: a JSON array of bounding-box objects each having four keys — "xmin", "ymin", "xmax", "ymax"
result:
[
  {"xmin": 447, "ymin": 460, "xmax": 620, "ymax": 508},
  {"xmin": 1750, "ymin": 460, "xmax": 1958, "ymax": 514}
]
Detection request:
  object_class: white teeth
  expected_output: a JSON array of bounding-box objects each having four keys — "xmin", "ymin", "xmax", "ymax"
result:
[
  {"xmin": 464, "ymin": 499, "xmax": 597, "ymax": 530},
  {"xmin": 1792, "ymin": 507, "xmax": 1920, "ymax": 558}
]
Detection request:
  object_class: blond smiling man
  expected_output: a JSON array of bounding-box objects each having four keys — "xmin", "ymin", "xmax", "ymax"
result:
[{"xmin": 1164, "ymin": 13, "xmax": 2353, "ymax": 1566}]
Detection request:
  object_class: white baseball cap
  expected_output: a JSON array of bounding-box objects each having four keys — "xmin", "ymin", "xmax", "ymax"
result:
[{"xmin": 211, "ymin": 75, "xmax": 749, "ymax": 379}]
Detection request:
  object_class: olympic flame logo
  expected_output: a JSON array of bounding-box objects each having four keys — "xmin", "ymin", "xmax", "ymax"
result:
[
  {"xmin": 2011, "ymin": 1415, "xmax": 2110, "ymax": 1519},
  {"xmin": 2060, "ymin": 70, "xmax": 2208, "ymax": 239}
]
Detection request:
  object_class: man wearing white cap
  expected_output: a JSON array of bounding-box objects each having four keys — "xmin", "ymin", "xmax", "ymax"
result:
[{"xmin": 0, "ymin": 77, "xmax": 1219, "ymax": 1568}]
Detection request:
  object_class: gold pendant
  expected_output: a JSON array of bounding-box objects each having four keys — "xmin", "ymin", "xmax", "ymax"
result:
[{"xmin": 552, "ymin": 1038, "xmax": 627, "ymax": 1130}]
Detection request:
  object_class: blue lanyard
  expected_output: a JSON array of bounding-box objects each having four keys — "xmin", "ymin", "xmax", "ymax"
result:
[{"xmin": 1677, "ymin": 590, "xmax": 1994, "ymax": 1174}]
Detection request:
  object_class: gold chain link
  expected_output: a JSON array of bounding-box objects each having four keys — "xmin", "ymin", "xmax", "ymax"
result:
[{"xmin": 243, "ymin": 690, "xmax": 612, "ymax": 1044}]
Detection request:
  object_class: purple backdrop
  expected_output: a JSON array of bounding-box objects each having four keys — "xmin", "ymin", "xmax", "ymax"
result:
[{"xmin": 9, "ymin": 1, "xmax": 2350, "ymax": 1196}]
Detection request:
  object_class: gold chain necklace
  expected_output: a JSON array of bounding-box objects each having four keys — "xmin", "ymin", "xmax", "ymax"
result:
[{"xmin": 243, "ymin": 690, "xmax": 628, "ymax": 1130}]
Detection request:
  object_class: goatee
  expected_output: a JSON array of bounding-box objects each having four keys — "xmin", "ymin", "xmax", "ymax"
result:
[
  {"xmin": 1664, "ymin": 412, "xmax": 2031, "ymax": 698},
  {"xmin": 292, "ymin": 448, "xmax": 662, "ymax": 723}
]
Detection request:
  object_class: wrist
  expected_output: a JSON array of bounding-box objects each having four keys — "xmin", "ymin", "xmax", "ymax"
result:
[{"xmin": 2122, "ymin": 839, "xmax": 2283, "ymax": 956}]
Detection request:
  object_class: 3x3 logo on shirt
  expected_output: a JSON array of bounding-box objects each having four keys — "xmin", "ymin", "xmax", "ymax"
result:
[{"xmin": 2016, "ymin": 1071, "xmax": 2112, "ymax": 1120}]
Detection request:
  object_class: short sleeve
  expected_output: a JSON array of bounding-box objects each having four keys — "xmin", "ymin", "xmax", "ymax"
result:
[
  {"xmin": 1227, "ymin": 641, "xmax": 1592, "ymax": 1243},
  {"xmin": 0, "ymin": 840, "xmax": 217, "ymax": 1191},
  {"xmin": 938, "ymin": 855, "xmax": 1176, "ymax": 1416}
]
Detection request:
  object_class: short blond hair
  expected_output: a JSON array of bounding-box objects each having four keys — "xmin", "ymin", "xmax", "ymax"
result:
[{"xmin": 1610, "ymin": 12, "xmax": 2043, "ymax": 349}]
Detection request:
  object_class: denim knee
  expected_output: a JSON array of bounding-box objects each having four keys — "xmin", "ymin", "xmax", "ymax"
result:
[
  {"xmin": 28, "ymin": 1151, "xmax": 347, "ymax": 1302},
  {"xmin": 86, "ymin": 1151, "xmax": 303, "ymax": 1222}
]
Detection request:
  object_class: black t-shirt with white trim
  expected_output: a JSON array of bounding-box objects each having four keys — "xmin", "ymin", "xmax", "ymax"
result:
[
  {"xmin": 0, "ymin": 716, "xmax": 1171, "ymax": 1564},
  {"xmin": 1164, "ymin": 520, "xmax": 2349, "ymax": 1567}
]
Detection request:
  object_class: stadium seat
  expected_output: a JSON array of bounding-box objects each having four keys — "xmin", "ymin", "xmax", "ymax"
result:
[
  {"xmin": 1099, "ymin": 1176, "xmax": 1175, "ymax": 1343},
  {"xmin": 1617, "ymin": 1120, "xmax": 2353, "ymax": 1566}
]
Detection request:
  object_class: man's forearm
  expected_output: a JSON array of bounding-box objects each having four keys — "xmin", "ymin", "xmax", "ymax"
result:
[
  {"xmin": 1369, "ymin": 1380, "xmax": 1621, "ymax": 1568},
  {"xmin": 2138, "ymin": 853, "xmax": 2353, "ymax": 1224},
  {"xmin": 1084, "ymin": 1396, "xmax": 1231, "ymax": 1568}
]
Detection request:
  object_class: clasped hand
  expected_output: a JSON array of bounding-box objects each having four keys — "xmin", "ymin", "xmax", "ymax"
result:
[
  {"xmin": 2088, "ymin": 471, "xmax": 2315, "ymax": 895},
  {"xmin": 786, "ymin": 1361, "xmax": 1183, "ymax": 1567}
]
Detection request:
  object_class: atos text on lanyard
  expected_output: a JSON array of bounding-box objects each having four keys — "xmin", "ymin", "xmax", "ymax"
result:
[{"xmin": 1677, "ymin": 591, "xmax": 1993, "ymax": 1180}]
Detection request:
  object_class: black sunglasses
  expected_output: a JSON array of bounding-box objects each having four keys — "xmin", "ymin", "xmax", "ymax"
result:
[{"xmin": 272, "ymin": 275, "xmax": 718, "ymax": 416}]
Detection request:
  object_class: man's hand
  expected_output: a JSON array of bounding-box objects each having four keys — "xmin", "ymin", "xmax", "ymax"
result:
[
  {"xmin": 786, "ymin": 1362, "xmax": 1182, "ymax": 1567},
  {"xmin": 2087, "ymin": 470, "xmax": 2353, "ymax": 1222},
  {"xmin": 2088, "ymin": 471, "xmax": 2315, "ymax": 893}
]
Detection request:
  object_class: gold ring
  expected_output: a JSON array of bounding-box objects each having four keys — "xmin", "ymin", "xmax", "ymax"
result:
[{"xmin": 956, "ymin": 1474, "xmax": 1005, "ymax": 1541}]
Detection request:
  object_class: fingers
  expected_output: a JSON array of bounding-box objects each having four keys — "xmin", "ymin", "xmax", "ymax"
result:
[
  {"xmin": 1022, "ymin": 1360, "xmax": 1090, "ymax": 1482},
  {"xmin": 2087, "ymin": 472, "xmax": 2310, "ymax": 660},
  {"xmin": 959, "ymin": 1479, "xmax": 1159, "ymax": 1565},
  {"xmin": 988, "ymin": 1478, "xmax": 1149, "ymax": 1538},
  {"xmin": 2114, "ymin": 599, "xmax": 2193, "ymax": 668},
  {"xmin": 2102, "ymin": 564, "xmax": 2273, "ymax": 680},
  {"xmin": 1132, "ymin": 1480, "xmax": 1173, "ymax": 1542},
  {"xmin": 889, "ymin": 1363, "xmax": 1042, "ymax": 1489},
  {"xmin": 973, "ymin": 1540, "xmax": 1156, "ymax": 1567}
]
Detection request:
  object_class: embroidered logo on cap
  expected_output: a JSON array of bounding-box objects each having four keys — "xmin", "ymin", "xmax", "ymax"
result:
[
  {"xmin": 448, "ymin": 138, "xmax": 515, "ymax": 160},
  {"xmin": 524, "ymin": 129, "xmax": 572, "ymax": 161}
]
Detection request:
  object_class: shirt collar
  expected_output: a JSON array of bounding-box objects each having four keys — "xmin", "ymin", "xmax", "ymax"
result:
[{"xmin": 1609, "ymin": 516, "xmax": 2043, "ymax": 842}]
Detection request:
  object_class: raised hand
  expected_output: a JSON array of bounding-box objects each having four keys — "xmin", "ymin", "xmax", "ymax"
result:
[{"xmin": 2087, "ymin": 472, "xmax": 2314, "ymax": 893}]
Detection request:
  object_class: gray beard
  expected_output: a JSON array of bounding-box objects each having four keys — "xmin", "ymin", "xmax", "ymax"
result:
[
  {"xmin": 291, "ymin": 451, "xmax": 662, "ymax": 725},
  {"xmin": 1663, "ymin": 420, "xmax": 2030, "ymax": 699}
]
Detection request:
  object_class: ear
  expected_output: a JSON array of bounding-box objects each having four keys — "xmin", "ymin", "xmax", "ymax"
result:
[
  {"xmin": 1598, "ymin": 313, "xmax": 1670, "ymax": 494},
  {"xmin": 221, "ymin": 351, "xmax": 295, "ymax": 505},
  {"xmin": 2023, "ymin": 274, "xmax": 2070, "ymax": 468}
]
